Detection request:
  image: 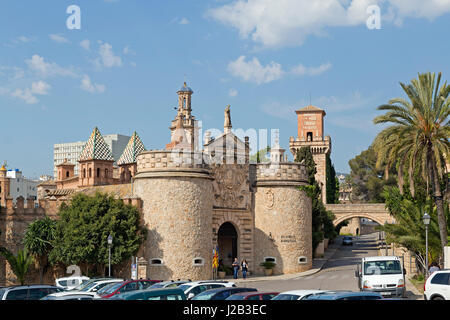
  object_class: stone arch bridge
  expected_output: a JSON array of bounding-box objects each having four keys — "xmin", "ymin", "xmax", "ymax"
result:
[{"xmin": 325, "ymin": 203, "xmax": 394, "ymax": 226}]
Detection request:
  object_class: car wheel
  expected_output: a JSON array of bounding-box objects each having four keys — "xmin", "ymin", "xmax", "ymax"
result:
[{"xmin": 432, "ymin": 296, "xmax": 444, "ymax": 300}]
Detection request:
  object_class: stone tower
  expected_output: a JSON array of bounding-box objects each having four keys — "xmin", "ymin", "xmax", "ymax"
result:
[
  {"xmin": 289, "ymin": 105, "xmax": 331, "ymax": 203},
  {"xmin": 78, "ymin": 127, "xmax": 115, "ymax": 187},
  {"xmin": 0, "ymin": 164, "xmax": 10, "ymax": 207},
  {"xmin": 168, "ymin": 82, "xmax": 199, "ymax": 152},
  {"xmin": 134, "ymin": 83, "xmax": 214, "ymax": 280},
  {"xmin": 56, "ymin": 158, "xmax": 75, "ymax": 181},
  {"xmin": 253, "ymin": 161, "xmax": 312, "ymax": 274}
]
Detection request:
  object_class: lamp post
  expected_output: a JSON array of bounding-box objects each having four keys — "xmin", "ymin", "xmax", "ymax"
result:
[
  {"xmin": 422, "ymin": 212, "xmax": 431, "ymax": 277},
  {"xmin": 107, "ymin": 234, "xmax": 113, "ymax": 277}
]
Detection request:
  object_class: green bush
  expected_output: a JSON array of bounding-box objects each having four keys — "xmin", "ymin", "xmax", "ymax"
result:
[{"xmin": 259, "ymin": 261, "xmax": 276, "ymax": 269}]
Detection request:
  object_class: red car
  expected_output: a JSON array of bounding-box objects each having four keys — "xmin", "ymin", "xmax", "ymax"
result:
[
  {"xmin": 226, "ymin": 291, "xmax": 279, "ymax": 301},
  {"xmin": 99, "ymin": 280, "xmax": 161, "ymax": 299}
]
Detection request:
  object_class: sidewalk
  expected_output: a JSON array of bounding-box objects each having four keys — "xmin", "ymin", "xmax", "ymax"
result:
[{"xmin": 231, "ymin": 240, "xmax": 340, "ymax": 284}]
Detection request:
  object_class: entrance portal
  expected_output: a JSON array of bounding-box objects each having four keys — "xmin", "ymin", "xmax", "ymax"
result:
[{"xmin": 217, "ymin": 222, "xmax": 238, "ymax": 268}]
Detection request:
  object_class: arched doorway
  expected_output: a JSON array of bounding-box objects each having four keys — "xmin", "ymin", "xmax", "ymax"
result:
[{"xmin": 217, "ymin": 222, "xmax": 238, "ymax": 268}]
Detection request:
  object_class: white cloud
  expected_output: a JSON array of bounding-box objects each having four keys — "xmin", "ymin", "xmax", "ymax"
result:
[
  {"xmin": 179, "ymin": 17, "xmax": 190, "ymax": 24},
  {"xmin": 80, "ymin": 39, "xmax": 91, "ymax": 51},
  {"xmin": 229, "ymin": 88, "xmax": 238, "ymax": 97},
  {"xmin": 95, "ymin": 42, "xmax": 123, "ymax": 68},
  {"xmin": 80, "ymin": 74, "xmax": 106, "ymax": 94},
  {"xmin": 208, "ymin": 0, "xmax": 450, "ymax": 48},
  {"xmin": 49, "ymin": 34, "xmax": 70, "ymax": 43},
  {"xmin": 10, "ymin": 81, "xmax": 51, "ymax": 104},
  {"xmin": 25, "ymin": 55, "xmax": 78, "ymax": 78},
  {"xmin": 123, "ymin": 45, "xmax": 136, "ymax": 55},
  {"xmin": 228, "ymin": 55, "xmax": 284, "ymax": 85},
  {"xmin": 291, "ymin": 62, "xmax": 332, "ymax": 76}
]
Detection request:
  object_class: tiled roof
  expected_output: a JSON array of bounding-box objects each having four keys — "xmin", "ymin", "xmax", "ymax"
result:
[
  {"xmin": 117, "ymin": 131, "xmax": 146, "ymax": 165},
  {"xmin": 46, "ymin": 188, "xmax": 76, "ymax": 197},
  {"xmin": 79, "ymin": 127, "xmax": 114, "ymax": 162},
  {"xmin": 296, "ymin": 105, "xmax": 324, "ymax": 112}
]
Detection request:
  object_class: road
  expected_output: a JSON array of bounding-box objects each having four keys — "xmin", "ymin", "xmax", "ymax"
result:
[{"xmin": 239, "ymin": 233, "xmax": 422, "ymax": 299}]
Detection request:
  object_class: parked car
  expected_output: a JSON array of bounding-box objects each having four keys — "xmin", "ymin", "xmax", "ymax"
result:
[
  {"xmin": 178, "ymin": 280, "xmax": 236, "ymax": 300},
  {"xmin": 55, "ymin": 278, "xmax": 124, "ymax": 298},
  {"xmin": 68, "ymin": 277, "xmax": 112, "ymax": 291},
  {"xmin": 271, "ymin": 290, "xmax": 329, "ymax": 300},
  {"xmin": 304, "ymin": 291, "xmax": 383, "ymax": 300},
  {"xmin": 424, "ymin": 269, "xmax": 450, "ymax": 300},
  {"xmin": 0, "ymin": 285, "xmax": 63, "ymax": 300},
  {"xmin": 108, "ymin": 288, "xmax": 186, "ymax": 300},
  {"xmin": 355, "ymin": 256, "xmax": 406, "ymax": 297},
  {"xmin": 191, "ymin": 287, "xmax": 257, "ymax": 300},
  {"xmin": 342, "ymin": 236, "xmax": 353, "ymax": 246},
  {"xmin": 149, "ymin": 280, "xmax": 191, "ymax": 289},
  {"xmin": 226, "ymin": 291, "xmax": 279, "ymax": 300},
  {"xmin": 41, "ymin": 292, "xmax": 96, "ymax": 300},
  {"xmin": 55, "ymin": 276, "xmax": 90, "ymax": 290},
  {"xmin": 96, "ymin": 279, "xmax": 161, "ymax": 299}
]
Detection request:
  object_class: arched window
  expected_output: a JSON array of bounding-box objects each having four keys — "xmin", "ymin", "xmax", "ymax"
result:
[
  {"xmin": 298, "ymin": 256, "xmax": 308, "ymax": 264},
  {"xmin": 66, "ymin": 171, "xmax": 69, "ymax": 178},
  {"xmin": 307, "ymin": 132, "xmax": 313, "ymax": 142},
  {"xmin": 83, "ymin": 169, "xmax": 86, "ymax": 178},
  {"xmin": 105, "ymin": 168, "xmax": 108, "ymax": 178},
  {"xmin": 88, "ymin": 168, "xmax": 92, "ymax": 178},
  {"xmin": 192, "ymin": 258, "xmax": 205, "ymax": 266},
  {"xmin": 150, "ymin": 258, "xmax": 164, "ymax": 266},
  {"xmin": 97, "ymin": 168, "xmax": 100, "ymax": 178}
]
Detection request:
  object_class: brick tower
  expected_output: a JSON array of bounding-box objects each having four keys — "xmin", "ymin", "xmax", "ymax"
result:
[
  {"xmin": 0, "ymin": 164, "xmax": 10, "ymax": 207},
  {"xmin": 289, "ymin": 105, "xmax": 331, "ymax": 203}
]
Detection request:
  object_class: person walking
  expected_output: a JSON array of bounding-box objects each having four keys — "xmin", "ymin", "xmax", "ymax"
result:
[
  {"xmin": 241, "ymin": 259, "xmax": 248, "ymax": 279},
  {"xmin": 232, "ymin": 258, "xmax": 240, "ymax": 279},
  {"xmin": 429, "ymin": 262, "xmax": 440, "ymax": 275}
]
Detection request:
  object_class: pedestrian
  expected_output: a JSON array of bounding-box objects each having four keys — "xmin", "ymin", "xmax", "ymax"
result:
[
  {"xmin": 232, "ymin": 258, "xmax": 240, "ymax": 279},
  {"xmin": 429, "ymin": 262, "xmax": 440, "ymax": 275},
  {"xmin": 241, "ymin": 259, "xmax": 248, "ymax": 279}
]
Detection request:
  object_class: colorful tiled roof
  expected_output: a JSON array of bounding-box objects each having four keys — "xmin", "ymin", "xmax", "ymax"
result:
[
  {"xmin": 117, "ymin": 131, "xmax": 146, "ymax": 165},
  {"xmin": 78, "ymin": 127, "xmax": 114, "ymax": 162}
]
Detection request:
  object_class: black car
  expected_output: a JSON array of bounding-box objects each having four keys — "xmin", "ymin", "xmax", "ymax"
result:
[
  {"xmin": 342, "ymin": 236, "xmax": 353, "ymax": 246},
  {"xmin": 0, "ymin": 285, "xmax": 63, "ymax": 300},
  {"xmin": 192, "ymin": 287, "xmax": 257, "ymax": 300}
]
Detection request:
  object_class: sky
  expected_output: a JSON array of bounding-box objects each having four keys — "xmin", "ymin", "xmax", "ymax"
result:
[{"xmin": 0, "ymin": 0, "xmax": 449, "ymax": 178}]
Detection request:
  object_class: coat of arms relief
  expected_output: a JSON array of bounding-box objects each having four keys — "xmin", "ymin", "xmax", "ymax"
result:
[{"xmin": 212, "ymin": 165, "xmax": 249, "ymax": 210}]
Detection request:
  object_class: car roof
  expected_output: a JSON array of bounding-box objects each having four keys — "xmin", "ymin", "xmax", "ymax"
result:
[
  {"xmin": 362, "ymin": 256, "xmax": 400, "ymax": 262},
  {"xmin": 157, "ymin": 280, "xmax": 191, "ymax": 285},
  {"xmin": 229, "ymin": 291, "xmax": 278, "ymax": 296},
  {"xmin": 184, "ymin": 280, "xmax": 234, "ymax": 286},
  {"xmin": 307, "ymin": 291, "xmax": 382, "ymax": 300},
  {"xmin": 46, "ymin": 291, "xmax": 96, "ymax": 297},
  {"xmin": 56, "ymin": 276, "xmax": 90, "ymax": 281},
  {"xmin": 4, "ymin": 284, "xmax": 58, "ymax": 290},
  {"xmin": 278, "ymin": 290, "xmax": 327, "ymax": 296},
  {"xmin": 92, "ymin": 279, "xmax": 124, "ymax": 284},
  {"xmin": 199, "ymin": 287, "xmax": 255, "ymax": 294},
  {"xmin": 116, "ymin": 287, "xmax": 185, "ymax": 298}
]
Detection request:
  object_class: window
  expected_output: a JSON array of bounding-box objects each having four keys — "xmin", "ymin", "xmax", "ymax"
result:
[
  {"xmin": 262, "ymin": 294, "xmax": 277, "ymax": 300},
  {"xmin": 105, "ymin": 169, "xmax": 108, "ymax": 178},
  {"xmin": 431, "ymin": 273, "xmax": 450, "ymax": 285},
  {"xmin": 97, "ymin": 168, "xmax": 100, "ymax": 178},
  {"xmin": 150, "ymin": 258, "xmax": 164, "ymax": 266},
  {"xmin": 213, "ymin": 290, "xmax": 231, "ymax": 300},
  {"xmin": 246, "ymin": 295, "xmax": 260, "ymax": 301},
  {"xmin": 193, "ymin": 257, "xmax": 204, "ymax": 266},
  {"xmin": 66, "ymin": 171, "xmax": 70, "ymax": 178},
  {"xmin": 83, "ymin": 169, "xmax": 86, "ymax": 178},
  {"xmin": 298, "ymin": 256, "xmax": 308, "ymax": 264},
  {"xmin": 166, "ymin": 294, "xmax": 182, "ymax": 300},
  {"xmin": 307, "ymin": 132, "xmax": 313, "ymax": 141},
  {"xmin": 88, "ymin": 168, "xmax": 92, "ymax": 178},
  {"xmin": 28, "ymin": 288, "xmax": 50, "ymax": 300},
  {"xmin": 263, "ymin": 257, "xmax": 276, "ymax": 263},
  {"xmin": 5, "ymin": 289, "xmax": 28, "ymax": 300},
  {"xmin": 123, "ymin": 282, "xmax": 138, "ymax": 292}
]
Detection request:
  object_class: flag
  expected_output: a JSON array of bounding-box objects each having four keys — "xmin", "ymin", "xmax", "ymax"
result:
[{"xmin": 212, "ymin": 247, "xmax": 219, "ymax": 268}]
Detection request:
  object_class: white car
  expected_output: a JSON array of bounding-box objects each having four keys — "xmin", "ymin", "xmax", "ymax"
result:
[
  {"xmin": 424, "ymin": 270, "xmax": 450, "ymax": 300},
  {"xmin": 65, "ymin": 278, "xmax": 124, "ymax": 295},
  {"xmin": 177, "ymin": 280, "xmax": 236, "ymax": 300},
  {"xmin": 41, "ymin": 292, "xmax": 96, "ymax": 300},
  {"xmin": 55, "ymin": 276, "xmax": 90, "ymax": 290},
  {"xmin": 272, "ymin": 290, "xmax": 332, "ymax": 300}
]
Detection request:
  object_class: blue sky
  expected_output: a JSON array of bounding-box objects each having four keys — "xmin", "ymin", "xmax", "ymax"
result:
[{"xmin": 1, "ymin": 0, "xmax": 449, "ymax": 178}]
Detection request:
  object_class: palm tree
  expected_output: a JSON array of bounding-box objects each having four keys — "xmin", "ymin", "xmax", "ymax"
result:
[
  {"xmin": 373, "ymin": 72, "xmax": 450, "ymax": 251},
  {"xmin": 0, "ymin": 248, "xmax": 34, "ymax": 285},
  {"xmin": 23, "ymin": 216, "xmax": 57, "ymax": 283}
]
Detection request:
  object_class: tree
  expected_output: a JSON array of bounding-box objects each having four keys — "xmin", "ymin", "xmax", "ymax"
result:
[
  {"xmin": 295, "ymin": 147, "xmax": 337, "ymax": 251},
  {"xmin": 49, "ymin": 192, "xmax": 146, "ymax": 276},
  {"xmin": 326, "ymin": 154, "xmax": 340, "ymax": 204},
  {"xmin": 23, "ymin": 216, "xmax": 57, "ymax": 284},
  {"xmin": 0, "ymin": 248, "xmax": 34, "ymax": 285},
  {"xmin": 249, "ymin": 146, "xmax": 271, "ymax": 163},
  {"xmin": 348, "ymin": 146, "xmax": 397, "ymax": 203},
  {"xmin": 373, "ymin": 72, "xmax": 450, "ymax": 250},
  {"xmin": 377, "ymin": 186, "xmax": 448, "ymax": 271}
]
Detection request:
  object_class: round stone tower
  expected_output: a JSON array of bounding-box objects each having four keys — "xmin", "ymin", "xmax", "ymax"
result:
[
  {"xmin": 253, "ymin": 162, "xmax": 312, "ymax": 275},
  {"xmin": 133, "ymin": 150, "xmax": 214, "ymax": 280}
]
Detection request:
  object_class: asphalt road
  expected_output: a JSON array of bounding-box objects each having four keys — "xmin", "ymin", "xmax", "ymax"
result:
[{"xmin": 238, "ymin": 233, "xmax": 422, "ymax": 299}]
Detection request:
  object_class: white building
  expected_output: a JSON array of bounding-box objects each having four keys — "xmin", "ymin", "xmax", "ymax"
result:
[
  {"xmin": 6, "ymin": 169, "xmax": 39, "ymax": 201},
  {"xmin": 53, "ymin": 134, "xmax": 130, "ymax": 178}
]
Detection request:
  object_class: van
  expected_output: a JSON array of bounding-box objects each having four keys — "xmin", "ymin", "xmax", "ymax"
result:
[{"xmin": 355, "ymin": 256, "xmax": 406, "ymax": 298}]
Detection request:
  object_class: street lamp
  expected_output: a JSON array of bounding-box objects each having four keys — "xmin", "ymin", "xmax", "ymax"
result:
[
  {"xmin": 422, "ymin": 212, "xmax": 431, "ymax": 277},
  {"xmin": 107, "ymin": 234, "xmax": 113, "ymax": 277}
]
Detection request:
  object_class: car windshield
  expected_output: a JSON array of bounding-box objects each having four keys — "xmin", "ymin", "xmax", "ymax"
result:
[
  {"xmin": 149, "ymin": 283, "xmax": 166, "ymax": 289},
  {"xmin": 364, "ymin": 260, "xmax": 402, "ymax": 275},
  {"xmin": 70, "ymin": 279, "xmax": 98, "ymax": 291},
  {"xmin": 80, "ymin": 281, "xmax": 101, "ymax": 291},
  {"xmin": 99, "ymin": 282, "xmax": 122, "ymax": 295},
  {"xmin": 272, "ymin": 294, "xmax": 300, "ymax": 300},
  {"xmin": 192, "ymin": 290, "xmax": 218, "ymax": 300}
]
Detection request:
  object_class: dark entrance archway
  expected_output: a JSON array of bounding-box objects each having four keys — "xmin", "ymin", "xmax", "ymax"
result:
[{"xmin": 217, "ymin": 222, "xmax": 238, "ymax": 268}]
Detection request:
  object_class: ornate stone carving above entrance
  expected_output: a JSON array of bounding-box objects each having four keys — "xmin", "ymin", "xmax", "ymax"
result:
[
  {"xmin": 212, "ymin": 164, "xmax": 249, "ymax": 209},
  {"xmin": 264, "ymin": 189, "xmax": 274, "ymax": 209}
]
